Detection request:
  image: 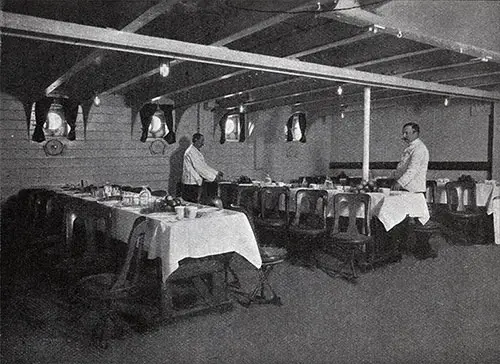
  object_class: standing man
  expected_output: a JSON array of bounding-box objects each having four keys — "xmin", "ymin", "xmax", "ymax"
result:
[
  {"xmin": 182, "ymin": 133, "xmax": 223, "ymax": 203},
  {"xmin": 392, "ymin": 122, "xmax": 429, "ymax": 193},
  {"xmin": 391, "ymin": 122, "xmax": 436, "ymax": 259}
]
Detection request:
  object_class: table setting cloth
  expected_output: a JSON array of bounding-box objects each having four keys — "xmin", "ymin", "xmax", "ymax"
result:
[
  {"xmin": 53, "ymin": 188, "xmax": 262, "ymax": 282},
  {"xmin": 287, "ymin": 187, "xmax": 428, "ymax": 231}
]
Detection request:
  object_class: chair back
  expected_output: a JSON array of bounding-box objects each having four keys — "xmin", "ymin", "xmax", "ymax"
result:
[
  {"xmin": 291, "ymin": 189, "xmax": 328, "ymax": 230},
  {"xmin": 425, "ymin": 180, "xmax": 437, "ymax": 204},
  {"xmin": 217, "ymin": 183, "xmax": 237, "ymax": 208},
  {"xmin": 331, "ymin": 193, "xmax": 371, "ymax": 237},
  {"xmin": 258, "ymin": 186, "xmax": 289, "ymax": 223},
  {"xmin": 235, "ymin": 185, "xmax": 260, "ymax": 215},
  {"xmin": 445, "ymin": 181, "xmax": 478, "ymax": 213},
  {"xmin": 112, "ymin": 217, "xmax": 147, "ymax": 292}
]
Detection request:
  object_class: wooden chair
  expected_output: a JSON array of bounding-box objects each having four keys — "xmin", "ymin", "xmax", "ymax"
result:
[
  {"xmin": 288, "ymin": 189, "xmax": 329, "ymax": 263},
  {"xmin": 445, "ymin": 181, "xmax": 482, "ymax": 245},
  {"xmin": 73, "ymin": 217, "xmax": 148, "ymax": 348},
  {"xmin": 227, "ymin": 205, "xmax": 287, "ymax": 306},
  {"xmin": 217, "ymin": 182, "xmax": 238, "ymax": 208},
  {"xmin": 254, "ymin": 186, "xmax": 290, "ymax": 246},
  {"xmin": 326, "ymin": 193, "xmax": 373, "ymax": 282},
  {"xmin": 235, "ymin": 185, "xmax": 260, "ymax": 217},
  {"xmin": 412, "ymin": 180, "xmax": 444, "ymax": 258}
]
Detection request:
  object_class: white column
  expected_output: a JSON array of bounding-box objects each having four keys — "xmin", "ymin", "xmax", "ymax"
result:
[{"xmin": 363, "ymin": 87, "xmax": 371, "ymax": 181}]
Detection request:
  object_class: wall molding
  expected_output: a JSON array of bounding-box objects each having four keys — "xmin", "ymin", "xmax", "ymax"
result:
[{"xmin": 330, "ymin": 161, "xmax": 491, "ymax": 171}]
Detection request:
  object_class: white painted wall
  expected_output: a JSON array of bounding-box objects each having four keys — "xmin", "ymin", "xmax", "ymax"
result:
[{"xmin": 0, "ymin": 91, "xmax": 496, "ymax": 205}]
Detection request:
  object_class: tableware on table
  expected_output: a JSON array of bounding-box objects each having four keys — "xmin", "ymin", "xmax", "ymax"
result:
[
  {"xmin": 175, "ymin": 206, "xmax": 185, "ymax": 219},
  {"xmin": 185, "ymin": 205, "xmax": 197, "ymax": 219}
]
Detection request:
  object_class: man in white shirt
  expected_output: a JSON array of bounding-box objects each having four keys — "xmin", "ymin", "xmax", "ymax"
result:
[
  {"xmin": 391, "ymin": 122, "xmax": 436, "ymax": 259},
  {"xmin": 182, "ymin": 133, "xmax": 223, "ymax": 203},
  {"xmin": 392, "ymin": 122, "xmax": 429, "ymax": 192}
]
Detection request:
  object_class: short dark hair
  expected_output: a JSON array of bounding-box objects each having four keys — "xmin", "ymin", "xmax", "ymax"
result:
[
  {"xmin": 403, "ymin": 122, "xmax": 420, "ymax": 134},
  {"xmin": 192, "ymin": 133, "xmax": 204, "ymax": 143}
]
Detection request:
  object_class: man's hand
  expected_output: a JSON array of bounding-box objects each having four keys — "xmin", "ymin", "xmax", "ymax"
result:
[{"xmin": 215, "ymin": 171, "xmax": 224, "ymax": 181}]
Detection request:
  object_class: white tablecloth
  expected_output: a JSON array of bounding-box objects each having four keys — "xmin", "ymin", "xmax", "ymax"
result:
[
  {"xmin": 288, "ymin": 188, "xmax": 428, "ymax": 231},
  {"xmin": 57, "ymin": 191, "xmax": 262, "ymax": 282}
]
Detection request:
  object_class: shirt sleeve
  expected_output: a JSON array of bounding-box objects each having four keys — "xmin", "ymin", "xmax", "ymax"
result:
[{"xmin": 397, "ymin": 146, "xmax": 428, "ymax": 188}]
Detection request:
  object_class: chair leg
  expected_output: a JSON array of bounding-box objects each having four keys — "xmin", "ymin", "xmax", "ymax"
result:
[
  {"xmin": 249, "ymin": 266, "xmax": 282, "ymax": 306},
  {"xmin": 230, "ymin": 265, "xmax": 282, "ymax": 307}
]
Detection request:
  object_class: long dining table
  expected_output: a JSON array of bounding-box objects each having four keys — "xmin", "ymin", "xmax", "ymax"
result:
[{"xmin": 53, "ymin": 187, "xmax": 262, "ymax": 320}]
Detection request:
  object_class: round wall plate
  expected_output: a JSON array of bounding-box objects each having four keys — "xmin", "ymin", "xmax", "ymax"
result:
[
  {"xmin": 149, "ymin": 139, "xmax": 166, "ymax": 155},
  {"xmin": 44, "ymin": 139, "xmax": 65, "ymax": 156}
]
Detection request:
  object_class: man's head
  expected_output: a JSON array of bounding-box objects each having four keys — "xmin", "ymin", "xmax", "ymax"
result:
[
  {"xmin": 192, "ymin": 133, "xmax": 205, "ymax": 149},
  {"xmin": 402, "ymin": 122, "xmax": 420, "ymax": 144}
]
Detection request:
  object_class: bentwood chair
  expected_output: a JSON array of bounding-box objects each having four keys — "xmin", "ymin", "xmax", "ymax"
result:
[
  {"xmin": 254, "ymin": 186, "xmax": 290, "ymax": 247},
  {"xmin": 326, "ymin": 193, "xmax": 373, "ymax": 282},
  {"xmin": 227, "ymin": 204, "xmax": 287, "ymax": 306},
  {"xmin": 288, "ymin": 189, "xmax": 329, "ymax": 263},
  {"xmin": 74, "ymin": 217, "xmax": 148, "ymax": 348},
  {"xmin": 445, "ymin": 181, "xmax": 482, "ymax": 245}
]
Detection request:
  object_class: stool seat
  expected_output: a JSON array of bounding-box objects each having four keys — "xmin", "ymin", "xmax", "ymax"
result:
[{"xmin": 260, "ymin": 246, "xmax": 287, "ymax": 264}]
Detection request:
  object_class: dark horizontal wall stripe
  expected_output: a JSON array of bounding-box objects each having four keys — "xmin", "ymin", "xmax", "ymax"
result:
[{"xmin": 330, "ymin": 161, "xmax": 491, "ymax": 171}]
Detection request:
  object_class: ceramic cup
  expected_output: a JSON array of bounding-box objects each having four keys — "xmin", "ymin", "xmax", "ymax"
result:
[
  {"xmin": 186, "ymin": 205, "xmax": 198, "ymax": 219},
  {"xmin": 175, "ymin": 206, "xmax": 185, "ymax": 219}
]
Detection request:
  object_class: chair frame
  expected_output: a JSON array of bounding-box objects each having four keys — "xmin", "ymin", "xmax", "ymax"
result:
[
  {"xmin": 227, "ymin": 204, "xmax": 287, "ymax": 306},
  {"xmin": 290, "ymin": 189, "xmax": 329, "ymax": 232},
  {"xmin": 444, "ymin": 181, "xmax": 482, "ymax": 245},
  {"xmin": 75, "ymin": 217, "xmax": 148, "ymax": 348},
  {"xmin": 327, "ymin": 193, "xmax": 373, "ymax": 281},
  {"xmin": 288, "ymin": 189, "xmax": 329, "ymax": 260}
]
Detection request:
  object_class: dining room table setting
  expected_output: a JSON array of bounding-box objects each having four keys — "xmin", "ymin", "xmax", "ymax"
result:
[{"xmin": 45, "ymin": 183, "xmax": 264, "ymax": 320}]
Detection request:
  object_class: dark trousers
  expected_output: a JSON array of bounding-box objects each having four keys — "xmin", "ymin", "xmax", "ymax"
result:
[{"xmin": 182, "ymin": 184, "xmax": 202, "ymax": 203}]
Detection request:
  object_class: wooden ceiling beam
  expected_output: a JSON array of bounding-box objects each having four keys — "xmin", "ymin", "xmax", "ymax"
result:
[
  {"xmin": 157, "ymin": 30, "xmax": 375, "ymax": 101},
  {"xmin": 217, "ymin": 48, "xmax": 443, "ymax": 106},
  {"xmin": 322, "ymin": 1, "xmax": 500, "ymax": 63},
  {"xmin": 2, "ymin": 12, "xmax": 499, "ymax": 102},
  {"xmin": 102, "ymin": 0, "xmax": 337, "ymax": 96},
  {"xmin": 220, "ymin": 70, "xmax": 500, "ymax": 111},
  {"xmin": 44, "ymin": 0, "xmax": 181, "ymax": 96}
]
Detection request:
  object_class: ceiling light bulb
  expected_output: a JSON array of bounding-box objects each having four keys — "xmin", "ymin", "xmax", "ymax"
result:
[
  {"xmin": 93, "ymin": 94, "xmax": 101, "ymax": 107},
  {"xmin": 341, "ymin": 111, "xmax": 345, "ymax": 119},
  {"xmin": 444, "ymin": 97, "xmax": 450, "ymax": 107},
  {"xmin": 337, "ymin": 85, "xmax": 343, "ymax": 96},
  {"xmin": 159, "ymin": 62, "xmax": 170, "ymax": 77}
]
